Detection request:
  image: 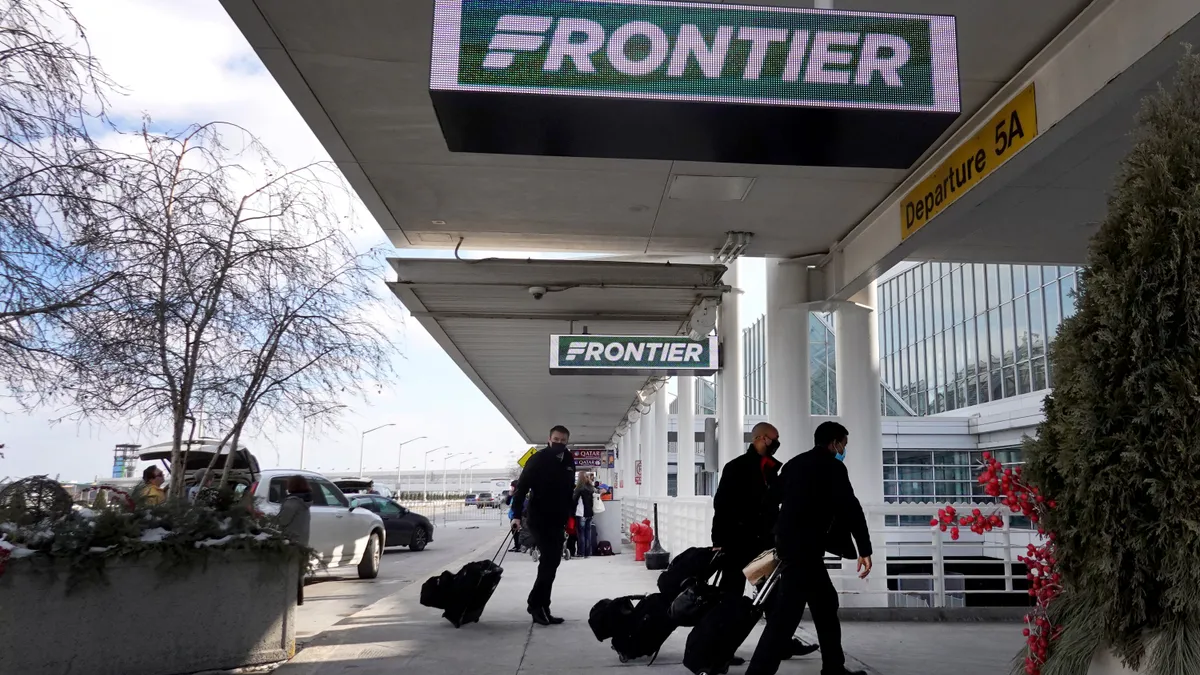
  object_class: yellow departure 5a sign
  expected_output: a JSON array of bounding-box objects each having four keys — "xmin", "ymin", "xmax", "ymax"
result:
[{"xmin": 901, "ymin": 84, "xmax": 1038, "ymax": 240}]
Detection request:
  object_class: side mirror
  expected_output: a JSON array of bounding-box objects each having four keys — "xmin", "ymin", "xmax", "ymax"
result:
[{"xmin": 348, "ymin": 505, "xmax": 357, "ymax": 513}]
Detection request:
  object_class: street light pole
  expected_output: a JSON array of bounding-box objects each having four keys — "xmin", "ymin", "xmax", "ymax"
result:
[
  {"xmin": 395, "ymin": 436, "xmax": 427, "ymax": 495},
  {"xmin": 299, "ymin": 404, "xmax": 347, "ymax": 470},
  {"xmin": 459, "ymin": 458, "xmax": 482, "ymax": 493},
  {"xmin": 442, "ymin": 452, "xmax": 462, "ymax": 498},
  {"xmin": 423, "ymin": 445, "xmax": 448, "ymax": 501},
  {"xmin": 359, "ymin": 423, "xmax": 396, "ymax": 476}
]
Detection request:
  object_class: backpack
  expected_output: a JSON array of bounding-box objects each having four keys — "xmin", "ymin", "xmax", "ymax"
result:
[
  {"xmin": 588, "ymin": 595, "xmax": 638, "ymax": 642},
  {"xmin": 596, "ymin": 541, "xmax": 614, "ymax": 556},
  {"xmin": 657, "ymin": 546, "xmax": 719, "ymax": 598}
]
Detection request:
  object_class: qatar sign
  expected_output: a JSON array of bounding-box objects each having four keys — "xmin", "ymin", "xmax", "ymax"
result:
[{"xmin": 430, "ymin": 0, "xmax": 960, "ymax": 167}]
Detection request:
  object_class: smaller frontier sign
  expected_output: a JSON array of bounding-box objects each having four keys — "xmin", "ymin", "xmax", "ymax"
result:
[{"xmin": 549, "ymin": 335, "xmax": 719, "ymax": 375}]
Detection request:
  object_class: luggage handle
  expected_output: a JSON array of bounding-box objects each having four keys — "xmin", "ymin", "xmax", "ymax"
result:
[
  {"xmin": 752, "ymin": 562, "xmax": 784, "ymax": 609},
  {"xmin": 492, "ymin": 530, "xmax": 515, "ymax": 566}
]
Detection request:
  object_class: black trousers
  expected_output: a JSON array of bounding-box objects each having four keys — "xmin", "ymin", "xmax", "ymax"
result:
[
  {"xmin": 746, "ymin": 558, "xmax": 843, "ymax": 675},
  {"xmin": 528, "ymin": 527, "xmax": 564, "ymax": 611}
]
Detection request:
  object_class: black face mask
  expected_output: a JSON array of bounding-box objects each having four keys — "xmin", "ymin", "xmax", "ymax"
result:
[
  {"xmin": 550, "ymin": 442, "xmax": 568, "ymax": 453},
  {"xmin": 764, "ymin": 439, "xmax": 781, "ymax": 456}
]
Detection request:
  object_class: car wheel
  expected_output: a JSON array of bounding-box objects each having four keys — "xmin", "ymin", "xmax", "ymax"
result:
[
  {"xmin": 409, "ymin": 527, "xmax": 429, "ymax": 551},
  {"xmin": 357, "ymin": 532, "xmax": 381, "ymax": 579}
]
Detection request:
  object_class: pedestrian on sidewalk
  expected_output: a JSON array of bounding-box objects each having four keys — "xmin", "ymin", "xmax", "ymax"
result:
[
  {"xmin": 506, "ymin": 480, "xmax": 522, "ymax": 552},
  {"xmin": 711, "ymin": 421, "xmax": 818, "ymax": 665},
  {"xmin": 745, "ymin": 421, "xmax": 871, "ymax": 675},
  {"xmin": 573, "ymin": 471, "xmax": 596, "ymax": 558},
  {"xmin": 510, "ymin": 425, "xmax": 576, "ymax": 626},
  {"xmin": 279, "ymin": 475, "xmax": 313, "ymax": 606}
]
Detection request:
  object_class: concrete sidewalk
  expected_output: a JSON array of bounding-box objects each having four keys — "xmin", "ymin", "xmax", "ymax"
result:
[{"xmin": 275, "ymin": 534, "xmax": 1024, "ymax": 675}]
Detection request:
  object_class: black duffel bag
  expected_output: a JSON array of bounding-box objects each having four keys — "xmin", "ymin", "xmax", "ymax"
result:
[
  {"xmin": 668, "ymin": 575, "xmax": 722, "ymax": 627},
  {"xmin": 656, "ymin": 546, "xmax": 719, "ymax": 598}
]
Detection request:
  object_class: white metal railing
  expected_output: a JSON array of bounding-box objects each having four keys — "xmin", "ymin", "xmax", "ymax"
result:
[{"xmin": 623, "ymin": 496, "xmax": 1041, "ymax": 609}]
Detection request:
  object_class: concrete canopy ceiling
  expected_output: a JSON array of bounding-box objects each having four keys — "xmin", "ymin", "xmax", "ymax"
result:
[
  {"xmin": 388, "ymin": 259, "xmax": 726, "ymax": 445},
  {"xmin": 220, "ymin": 0, "xmax": 1092, "ymax": 260}
]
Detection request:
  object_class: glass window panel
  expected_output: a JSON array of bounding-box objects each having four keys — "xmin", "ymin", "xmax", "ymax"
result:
[
  {"xmin": 1014, "ymin": 265, "xmax": 1027, "ymax": 296},
  {"xmin": 1033, "ymin": 356, "xmax": 1048, "ymax": 391},
  {"xmin": 1061, "ymin": 273, "xmax": 1078, "ymax": 319},
  {"xmin": 999, "ymin": 265, "xmax": 1014, "ymax": 304},
  {"xmin": 973, "ymin": 373, "xmax": 986, "ymax": 404},
  {"xmin": 1003, "ymin": 365, "xmax": 1016, "ymax": 399},
  {"xmin": 932, "ymin": 279, "xmax": 944, "ymax": 334},
  {"xmin": 1059, "ymin": 265, "xmax": 1074, "ymax": 279},
  {"xmin": 988, "ymin": 308, "xmax": 1002, "ymax": 370},
  {"xmin": 1045, "ymin": 280, "xmax": 1062, "ymax": 336},
  {"xmin": 898, "ymin": 465, "xmax": 933, "ymax": 481},
  {"xmin": 1015, "ymin": 295, "xmax": 1030, "ymax": 363},
  {"xmin": 936, "ymin": 385, "xmax": 947, "ymax": 413},
  {"xmin": 1028, "ymin": 266, "xmax": 1043, "ymax": 289},
  {"xmin": 986, "ymin": 264, "xmax": 1000, "ymax": 309},
  {"xmin": 1001, "ymin": 303, "xmax": 1016, "ymax": 367},
  {"xmin": 951, "ymin": 266, "xmax": 964, "ymax": 325},
  {"xmin": 936, "ymin": 481, "xmax": 972, "ymax": 499},
  {"xmin": 957, "ymin": 380, "xmax": 968, "ymax": 411},
  {"xmin": 1029, "ymin": 289, "xmax": 1046, "ymax": 359},
  {"xmin": 896, "ymin": 450, "xmax": 932, "ymax": 465},
  {"xmin": 976, "ymin": 316, "xmax": 989, "ymax": 374},
  {"xmin": 990, "ymin": 368, "xmax": 1003, "ymax": 401},
  {"xmin": 926, "ymin": 339, "xmax": 936, "ymax": 389},
  {"xmin": 943, "ymin": 276, "xmax": 955, "ymax": 328},
  {"xmin": 973, "ymin": 264, "xmax": 987, "ymax": 314},
  {"xmin": 883, "ymin": 450, "xmax": 898, "ymax": 464},
  {"xmin": 884, "ymin": 481, "xmax": 898, "ymax": 497},
  {"xmin": 933, "ymin": 333, "xmax": 946, "ymax": 388},
  {"xmin": 883, "ymin": 466, "xmax": 897, "ymax": 481},
  {"xmin": 917, "ymin": 395, "xmax": 928, "ymax": 415},
  {"xmin": 1018, "ymin": 360, "xmax": 1032, "ymax": 394},
  {"xmin": 945, "ymin": 383, "xmax": 957, "ymax": 411},
  {"xmin": 954, "ymin": 323, "xmax": 966, "ymax": 379}
]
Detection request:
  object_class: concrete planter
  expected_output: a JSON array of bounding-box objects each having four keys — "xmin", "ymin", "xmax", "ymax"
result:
[{"xmin": 0, "ymin": 550, "xmax": 298, "ymax": 675}]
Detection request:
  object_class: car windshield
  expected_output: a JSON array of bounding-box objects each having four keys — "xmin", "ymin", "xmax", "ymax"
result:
[{"xmin": 478, "ymin": 492, "xmax": 491, "ymax": 498}]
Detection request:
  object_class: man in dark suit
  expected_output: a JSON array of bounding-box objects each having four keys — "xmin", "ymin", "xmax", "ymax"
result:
[
  {"xmin": 511, "ymin": 425, "xmax": 576, "ymax": 626},
  {"xmin": 711, "ymin": 421, "xmax": 818, "ymax": 663},
  {"xmin": 746, "ymin": 421, "xmax": 871, "ymax": 675}
]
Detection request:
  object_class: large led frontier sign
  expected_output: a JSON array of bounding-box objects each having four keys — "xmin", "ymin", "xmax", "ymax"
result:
[
  {"xmin": 432, "ymin": 0, "xmax": 958, "ymax": 113},
  {"xmin": 430, "ymin": 0, "xmax": 960, "ymax": 167}
]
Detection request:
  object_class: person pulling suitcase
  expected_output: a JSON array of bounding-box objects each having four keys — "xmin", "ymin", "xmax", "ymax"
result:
[
  {"xmin": 511, "ymin": 425, "xmax": 576, "ymax": 626},
  {"xmin": 745, "ymin": 422, "xmax": 872, "ymax": 675}
]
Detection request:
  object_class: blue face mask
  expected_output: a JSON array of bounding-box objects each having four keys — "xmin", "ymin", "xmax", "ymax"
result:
[{"xmin": 835, "ymin": 448, "xmax": 846, "ymax": 462}]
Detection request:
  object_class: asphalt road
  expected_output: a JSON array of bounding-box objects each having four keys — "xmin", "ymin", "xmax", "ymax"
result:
[{"xmin": 295, "ymin": 517, "xmax": 510, "ymax": 643}]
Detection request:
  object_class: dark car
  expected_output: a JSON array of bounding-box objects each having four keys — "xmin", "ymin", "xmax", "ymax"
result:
[{"xmin": 348, "ymin": 495, "xmax": 434, "ymax": 551}]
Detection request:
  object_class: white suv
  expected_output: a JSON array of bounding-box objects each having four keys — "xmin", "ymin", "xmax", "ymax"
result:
[{"xmin": 251, "ymin": 469, "xmax": 386, "ymax": 579}]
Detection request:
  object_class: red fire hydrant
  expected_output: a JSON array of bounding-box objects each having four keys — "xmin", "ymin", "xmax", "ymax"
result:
[{"xmin": 632, "ymin": 518, "xmax": 654, "ymax": 561}]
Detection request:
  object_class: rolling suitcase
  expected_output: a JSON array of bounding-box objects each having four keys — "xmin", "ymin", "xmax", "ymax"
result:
[
  {"xmin": 682, "ymin": 562, "xmax": 783, "ymax": 675},
  {"xmin": 424, "ymin": 531, "xmax": 514, "ymax": 628}
]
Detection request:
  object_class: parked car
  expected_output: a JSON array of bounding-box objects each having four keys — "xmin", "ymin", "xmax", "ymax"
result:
[
  {"xmin": 333, "ymin": 478, "xmax": 394, "ymax": 500},
  {"xmin": 348, "ymin": 495, "xmax": 434, "ymax": 551},
  {"xmin": 476, "ymin": 491, "xmax": 497, "ymax": 508},
  {"xmin": 138, "ymin": 438, "xmax": 259, "ymax": 493},
  {"xmin": 464, "ymin": 493, "xmax": 477, "ymax": 507},
  {"xmin": 250, "ymin": 469, "xmax": 386, "ymax": 579}
]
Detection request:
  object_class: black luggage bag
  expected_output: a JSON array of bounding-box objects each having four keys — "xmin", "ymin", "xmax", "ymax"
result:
[
  {"xmin": 657, "ymin": 546, "xmax": 721, "ymax": 597},
  {"xmin": 422, "ymin": 532, "xmax": 513, "ymax": 628},
  {"xmin": 588, "ymin": 594, "xmax": 641, "ymax": 642},
  {"xmin": 682, "ymin": 562, "xmax": 783, "ymax": 674},
  {"xmin": 609, "ymin": 593, "xmax": 677, "ymax": 663}
]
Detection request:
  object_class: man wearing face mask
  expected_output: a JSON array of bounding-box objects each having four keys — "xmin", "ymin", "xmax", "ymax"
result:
[
  {"xmin": 511, "ymin": 425, "xmax": 576, "ymax": 626},
  {"xmin": 711, "ymin": 422, "xmax": 818, "ymax": 662},
  {"xmin": 746, "ymin": 421, "xmax": 871, "ymax": 675}
]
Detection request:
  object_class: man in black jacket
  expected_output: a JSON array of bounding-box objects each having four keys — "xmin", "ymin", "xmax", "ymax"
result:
[
  {"xmin": 511, "ymin": 425, "xmax": 575, "ymax": 626},
  {"xmin": 746, "ymin": 421, "xmax": 872, "ymax": 675},
  {"xmin": 712, "ymin": 422, "xmax": 817, "ymax": 661}
]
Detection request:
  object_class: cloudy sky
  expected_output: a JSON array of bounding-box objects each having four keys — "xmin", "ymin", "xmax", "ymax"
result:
[{"xmin": 0, "ymin": 0, "xmax": 766, "ymax": 482}]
